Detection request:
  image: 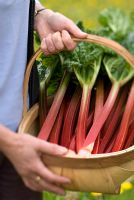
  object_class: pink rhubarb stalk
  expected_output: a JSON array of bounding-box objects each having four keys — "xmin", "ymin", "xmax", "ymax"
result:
[
  {"xmin": 49, "ymin": 100, "xmax": 65, "ymax": 144},
  {"xmin": 76, "ymin": 85, "xmax": 91, "ymax": 152},
  {"xmin": 83, "ymin": 83, "xmax": 119, "ymax": 152},
  {"xmin": 98, "ymin": 89, "xmax": 127, "ymax": 153},
  {"xmin": 124, "ymin": 127, "xmax": 134, "ymax": 149},
  {"xmin": 61, "ymin": 86, "xmax": 81, "ymax": 147},
  {"xmin": 87, "ymin": 111, "xmax": 94, "ymax": 132},
  {"xmin": 112, "ymin": 81, "xmax": 134, "ymax": 152},
  {"xmin": 69, "ymin": 135, "xmax": 76, "ymax": 152},
  {"xmin": 38, "ymin": 72, "xmax": 70, "ymax": 140},
  {"xmin": 92, "ymin": 79, "xmax": 104, "ymax": 154}
]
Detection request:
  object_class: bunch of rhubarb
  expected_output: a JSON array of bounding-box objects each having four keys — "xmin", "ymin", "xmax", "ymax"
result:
[{"xmin": 37, "ymin": 8, "xmax": 134, "ymax": 157}]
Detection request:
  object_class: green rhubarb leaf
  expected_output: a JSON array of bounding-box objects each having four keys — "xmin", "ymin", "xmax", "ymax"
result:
[
  {"xmin": 122, "ymin": 31, "xmax": 134, "ymax": 55},
  {"xmin": 38, "ymin": 54, "xmax": 59, "ymax": 82},
  {"xmin": 72, "ymin": 42, "xmax": 103, "ymax": 87},
  {"xmin": 99, "ymin": 8, "xmax": 130, "ymax": 38},
  {"xmin": 73, "ymin": 56, "xmax": 102, "ymax": 87},
  {"xmin": 60, "ymin": 42, "xmax": 103, "ymax": 87},
  {"xmin": 103, "ymin": 56, "xmax": 134, "ymax": 86}
]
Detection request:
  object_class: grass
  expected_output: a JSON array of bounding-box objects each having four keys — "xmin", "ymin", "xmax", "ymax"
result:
[
  {"xmin": 42, "ymin": 181, "xmax": 134, "ymax": 200},
  {"xmin": 43, "ymin": 187, "xmax": 134, "ymax": 200}
]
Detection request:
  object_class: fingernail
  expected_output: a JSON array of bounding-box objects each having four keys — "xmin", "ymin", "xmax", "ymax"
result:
[{"xmin": 58, "ymin": 146, "xmax": 68, "ymax": 154}]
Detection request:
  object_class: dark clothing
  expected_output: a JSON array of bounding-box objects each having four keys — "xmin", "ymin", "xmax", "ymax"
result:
[{"xmin": 0, "ymin": 158, "xmax": 42, "ymax": 200}]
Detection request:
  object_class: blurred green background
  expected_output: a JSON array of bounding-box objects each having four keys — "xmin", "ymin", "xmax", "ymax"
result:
[
  {"xmin": 40, "ymin": 0, "xmax": 134, "ymax": 28},
  {"xmin": 38, "ymin": 1, "xmax": 134, "ymax": 199}
]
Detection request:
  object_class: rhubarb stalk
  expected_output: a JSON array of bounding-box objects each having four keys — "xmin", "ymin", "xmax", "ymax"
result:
[
  {"xmin": 49, "ymin": 99, "xmax": 65, "ymax": 144},
  {"xmin": 92, "ymin": 79, "xmax": 104, "ymax": 154},
  {"xmin": 98, "ymin": 88, "xmax": 127, "ymax": 153},
  {"xmin": 38, "ymin": 71, "xmax": 70, "ymax": 140},
  {"xmin": 112, "ymin": 81, "xmax": 134, "ymax": 151},
  {"xmin": 61, "ymin": 86, "xmax": 81, "ymax": 147},
  {"xmin": 83, "ymin": 56, "xmax": 134, "ymax": 152}
]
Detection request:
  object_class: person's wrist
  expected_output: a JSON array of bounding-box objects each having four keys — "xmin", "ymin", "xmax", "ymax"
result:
[
  {"xmin": 35, "ymin": 8, "xmax": 47, "ymax": 17},
  {"xmin": 0, "ymin": 125, "xmax": 18, "ymax": 155},
  {"xmin": 35, "ymin": 8, "xmax": 54, "ymax": 18},
  {"xmin": 34, "ymin": 9, "xmax": 54, "ymax": 31}
]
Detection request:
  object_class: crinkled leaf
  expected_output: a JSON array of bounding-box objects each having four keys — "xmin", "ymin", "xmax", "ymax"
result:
[
  {"xmin": 122, "ymin": 31, "xmax": 134, "ymax": 55},
  {"xmin": 86, "ymin": 28, "xmax": 118, "ymax": 56},
  {"xmin": 74, "ymin": 56, "xmax": 102, "ymax": 87},
  {"xmin": 103, "ymin": 56, "xmax": 134, "ymax": 86},
  {"xmin": 59, "ymin": 42, "xmax": 103, "ymax": 87},
  {"xmin": 37, "ymin": 54, "xmax": 59, "ymax": 82},
  {"xmin": 60, "ymin": 42, "xmax": 103, "ymax": 66},
  {"xmin": 99, "ymin": 8, "xmax": 130, "ymax": 38},
  {"xmin": 71, "ymin": 42, "xmax": 103, "ymax": 87},
  {"xmin": 59, "ymin": 50, "xmax": 79, "ymax": 73}
]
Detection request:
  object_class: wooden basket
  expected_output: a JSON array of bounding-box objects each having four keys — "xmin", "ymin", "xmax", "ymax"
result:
[{"xmin": 18, "ymin": 34, "xmax": 134, "ymax": 194}]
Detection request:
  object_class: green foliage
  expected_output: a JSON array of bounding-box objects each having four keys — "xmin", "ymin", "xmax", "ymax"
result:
[
  {"xmin": 98, "ymin": 8, "xmax": 130, "ymax": 37},
  {"xmin": 37, "ymin": 54, "xmax": 59, "ymax": 82},
  {"xmin": 122, "ymin": 31, "xmax": 134, "ymax": 55},
  {"xmin": 43, "ymin": 187, "xmax": 134, "ymax": 200},
  {"xmin": 43, "ymin": 192, "xmax": 64, "ymax": 200},
  {"xmin": 59, "ymin": 41, "xmax": 103, "ymax": 87},
  {"xmin": 103, "ymin": 56, "xmax": 134, "ymax": 85},
  {"xmin": 73, "ymin": 42, "xmax": 102, "ymax": 87}
]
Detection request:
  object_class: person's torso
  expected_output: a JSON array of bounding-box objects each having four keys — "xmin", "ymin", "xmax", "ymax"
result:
[{"xmin": 0, "ymin": 0, "xmax": 30, "ymax": 131}]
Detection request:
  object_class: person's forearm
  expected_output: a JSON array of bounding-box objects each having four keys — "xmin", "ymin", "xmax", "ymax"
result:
[
  {"xmin": 0, "ymin": 124, "xmax": 18, "ymax": 154},
  {"xmin": 34, "ymin": 1, "xmax": 54, "ymax": 31}
]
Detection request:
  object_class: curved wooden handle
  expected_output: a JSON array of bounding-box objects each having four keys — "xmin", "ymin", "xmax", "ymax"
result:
[
  {"xmin": 22, "ymin": 34, "xmax": 134, "ymax": 117},
  {"xmin": 23, "ymin": 48, "xmax": 42, "ymax": 117}
]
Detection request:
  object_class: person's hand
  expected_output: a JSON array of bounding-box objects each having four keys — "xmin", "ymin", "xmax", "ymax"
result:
[
  {"xmin": 2, "ymin": 133, "xmax": 70, "ymax": 195},
  {"xmin": 34, "ymin": 9, "xmax": 87, "ymax": 55}
]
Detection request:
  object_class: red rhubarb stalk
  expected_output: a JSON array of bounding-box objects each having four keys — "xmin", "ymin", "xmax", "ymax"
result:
[
  {"xmin": 112, "ymin": 81, "xmax": 134, "ymax": 151},
  {"xmin": 61, "ymin": 86, "xmax": 81, "ymax": 147},
  {"xmin": 92, "ymin": 79, "xmax": 104, "ymax": 154},
  {"xmin": 69, "ymin": 135, "xmax": 76, "ymax": 151},
  {"xmin": 72, "ymin": 43, "xmax": 102, "ymax": 152},
  {"xmin": 49, "ymin": 99, "xmax": 65, "ymax": 144},
  {"xmin": 105, "ymin": 133, "xmax": 117, "ymax": 153},
  {"xmin": 83, "ymin": 55, "xmax": 134, "ymax": 153},
  {"xmin": 124, "ymin": 127, "xmax": 134, "ymax": 149},
  {"xmin": 98, "ymin": 88, "xmax": 127, "ymax": 153},
  {"xmin": 38, "ymin": 71, "xmax": 70, "ymax": 140},
  {"xmin": 76, "ymin": 86, "xmax": 91, "ymax": 151},
  {"xmin": 87, "ymin": 111, "xmax": 94, "ymax": 132},
  {"xmin": 83, "ymin": 82, "xmax": 119, "ymax": 152},
  {"xmin": 101, "ymin": 96, "xmax": 118, "ymax": 138}
]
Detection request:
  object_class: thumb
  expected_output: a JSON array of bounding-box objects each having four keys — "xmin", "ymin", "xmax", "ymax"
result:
[
  {"xmin": 37, "ymin": 140, "xmax": 68, "ymax": 156},
  {"xmin": 65, "ymin": 20, "xmax": 88, "ymax": 39}
]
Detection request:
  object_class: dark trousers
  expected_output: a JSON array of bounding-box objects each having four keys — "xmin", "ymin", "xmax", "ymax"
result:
[{"xmin": 0, "ymin": 157, "xmax": 42, "ymax": 200}]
